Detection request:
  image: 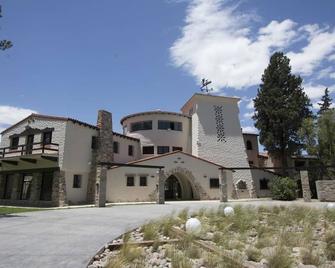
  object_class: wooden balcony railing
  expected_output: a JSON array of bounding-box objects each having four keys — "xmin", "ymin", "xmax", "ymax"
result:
[{"xmin": 0, "ymin": 142, "xmax": 59, "ymax": 158}]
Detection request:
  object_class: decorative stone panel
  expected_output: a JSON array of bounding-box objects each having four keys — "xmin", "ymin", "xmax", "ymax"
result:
[
  {"xmin": 52, "ymin": 170, "xmax": 67, "ymax": 207},
  {"xmin": 300, "ymin": 171, "xmax": 311, "ymax": 202},
  {"xmin": 316, "ymin": 180, "xmax": 335, "ymax": 202}
]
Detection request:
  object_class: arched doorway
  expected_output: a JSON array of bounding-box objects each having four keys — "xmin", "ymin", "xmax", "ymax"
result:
[{"xmin": 164, "ymin": 174, "xmax": 194, "ymax": 200}]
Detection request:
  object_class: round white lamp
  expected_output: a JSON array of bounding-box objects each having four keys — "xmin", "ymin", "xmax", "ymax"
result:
[
  {"xmin": 327, "ymin": 203, "xmax": 335, "ymax": 210},
  {"xmin": 185, "ymin": 217, "xmax": 202, "ymax": 234},
  {"xmin": 224, "ymin": 206, "xmax": 234, "ymax": 216}
]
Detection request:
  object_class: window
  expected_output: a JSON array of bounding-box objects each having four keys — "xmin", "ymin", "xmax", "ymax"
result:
[
  {"xmin": 73, "ymin": 175, "xmax": 82, "ymax": 188},
  {"xmin": 248, "ymin": 161, "xmax": 254, "ymax": 165},
  {"xmin": 142, "ymin": 146, "xmax": 154, "ymax": 154},
  {"xmin": 10, "ymin": 137, "xmax": 19, "ymax": 150},
  {"xmin": 113, "ymin": 141, "xmax": 119, "ymax": 154},
  {"xmin": 158, "ymin": 120, "xmax": 182, "ymax": 131},
  {"xmin": 157, "ymin": 146, "xmax": 169, "ymax": 154},
  {"xmin": 126, "ymin": 176, "xmax": 135, "ymax": 186},
  {"xmin": 246, "ymin": 140, "xmax": 253, "ymax": 150},
  {"xmin": 128, "ymin": 145, "xmax": 134, "ymax": 156},
  {"xmin": 91, "ymin": 136, "xmax": 98, "ymax": 149},
  {"xmin": 42, "ymin": 131, "xmax": 52, "ymax": 145},
  {"xmin": 130, "ymin": 121, "xmax": 152, "ymax": 132},
  {"xmin": 140, "ymin": 176, "xmax": 147, "ymax": 186},
  {"xmin": 260, "ymin": 178, "xmax": 269, "ymax": 190},
  {"xmin": 172, "ymin": 146, "xmax": 183, "ymax": 152},
  {"xmin": 210, "ymin": 178, "xmax": 220, "ymax": 188},
  {"xmin": 20, "ymin": 175, "xmax": 33, "ymax": 200}
]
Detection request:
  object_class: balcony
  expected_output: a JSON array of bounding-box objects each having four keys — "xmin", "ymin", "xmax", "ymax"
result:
[{"xmin": 0, "ymin": 142, "xmax": 59, "ymax": 159}]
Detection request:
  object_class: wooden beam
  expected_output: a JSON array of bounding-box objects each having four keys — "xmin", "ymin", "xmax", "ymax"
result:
[
  {"xmin": 20, "ymin": 157, "xmax": 37, "ymax": 164},
  {"xmin": 41, "ymin": 155, "xmax": 58, "ymax": 162},
  {"xmin": 1, "ymin": 160, "xmax": 18, "ymax": 165}
]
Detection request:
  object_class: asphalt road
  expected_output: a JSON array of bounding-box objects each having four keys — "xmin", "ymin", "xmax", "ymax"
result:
[{"xmin": 0, "ymin": 200, "xmax": 327, "ymax": 268}]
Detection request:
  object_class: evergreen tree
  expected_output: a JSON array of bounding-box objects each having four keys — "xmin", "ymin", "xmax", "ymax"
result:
[
  {"xmin": 253, "ymin": 52, "xmax": 312, "ymax": 173},
  {"xmin": 317, "ymin": 88, "xmax": 332, "ymax": 115},
  {"xmin": 0, "ymin": 5, "xmax": 12, "ymax": 51}
]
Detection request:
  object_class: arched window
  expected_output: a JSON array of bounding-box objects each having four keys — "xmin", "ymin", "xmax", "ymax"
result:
[
  {"xmin": 236, "ymin": 180, "xmax": 247, "ymax": 190},
  {"xmin": 246, "ymin": 140, "xmax": 253, "ymax": 150}
]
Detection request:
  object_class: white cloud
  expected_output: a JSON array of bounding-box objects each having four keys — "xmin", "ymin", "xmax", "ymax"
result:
[
  {"xmin": 288, "ymin": 27, "xmax": 335, "ymax": 75},
  {"xmin": 243, "ymin": 111, "xmax": 254, "ymax": 119},
  {"xmin": 246, "ymin": 99, "xmax": 254, "ymax": 109},
  {"xmin": 303, "ymin": 83, "xmax": 335, "ymax": 100},
  {"xmin": 242, "ymin": 126, "xmax": 258, "ymax": 134},
  {"xmin": 0, "ymin": 105, "xmax": 37, "ymax": 132},
  {"xmin": 317, "ymin": 66, "xmax": 334, "ymax": 79},
  {"xmin": 170, "ymin": 0, "xmax": 335, "ymax": 91},
  {"xmin": 330, "ymin": 73, "xmax": 335, "ymax": 79}
]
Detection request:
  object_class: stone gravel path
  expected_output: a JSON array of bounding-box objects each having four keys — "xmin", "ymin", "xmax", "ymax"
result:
[{"xmin": 0, "ymin": 199, "xmax": 327, "ymax": 268}]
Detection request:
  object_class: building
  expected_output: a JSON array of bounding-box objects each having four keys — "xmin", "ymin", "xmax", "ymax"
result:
[{"xmin": 0, "ymin": 93, "xmax": 274, "ymax": 207}]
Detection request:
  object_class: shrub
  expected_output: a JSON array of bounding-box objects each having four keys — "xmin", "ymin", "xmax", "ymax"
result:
[
  {"xmin": 246, "ymin": 246, "xmax": 262, "ymax": 262},
  {"xmin": 266, "ymin": 246, "xmax": 293, "ymax": 268},
  {"xmin": 300, "ymin": 247, "xmax": 320, "ymax": 266},
  {"xmin": 325, "ymin": 230, "xmax": 335, "ymax": 260},
  {"xmin": 270, "ymin": 176, "xmax": 297, "ymax": 201}
]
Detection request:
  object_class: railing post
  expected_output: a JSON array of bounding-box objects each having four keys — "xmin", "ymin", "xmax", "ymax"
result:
[
  {"xmin": 21, "ymin": 145, "xmax": 24, "ymax": 155},
  {"xmin": 42, "ymin": 143, "xmax": 45, "ymax": 154}
]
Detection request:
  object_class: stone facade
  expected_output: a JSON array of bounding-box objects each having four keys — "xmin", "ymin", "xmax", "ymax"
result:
[
  {"xmin": 316, "ymin": 180, "xmax": 335, "ymax": 201},
  {"xmin": 300, "ymin": 170, "xmax": 311, "ymax": 202}
]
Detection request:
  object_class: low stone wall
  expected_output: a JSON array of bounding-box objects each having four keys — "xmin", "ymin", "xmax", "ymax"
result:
[{"xmin": 316, "ymin": 180, "xmax": 335, "ymax": 201}]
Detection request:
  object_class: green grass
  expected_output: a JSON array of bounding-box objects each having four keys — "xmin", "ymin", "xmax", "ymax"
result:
[{"xmin": 0, "ymin": 206, "xmax": 44, "ymax": 215}]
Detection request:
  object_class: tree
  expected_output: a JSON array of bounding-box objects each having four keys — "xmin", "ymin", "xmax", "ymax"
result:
[
  {"xmin": 253, "ymin": 52, "xmax": 312, "ymax": 174},
  {"xmin": 318, "ymin": 88, "xmax": 332, "ymax": 115},
  {"xmin": 0, "ymin": 5, "xmax": 12, "ymax": 51}
]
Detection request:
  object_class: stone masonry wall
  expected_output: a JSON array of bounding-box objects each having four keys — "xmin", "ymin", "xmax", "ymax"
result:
[{"xmin": 316, "ymin": 180, "xmax": 335, "ymax": 202}]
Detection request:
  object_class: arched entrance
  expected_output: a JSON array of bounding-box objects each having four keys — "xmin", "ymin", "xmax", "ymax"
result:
[{"xmin": 164, "ymin": 173, "xmax": 195, "ymax": 201}]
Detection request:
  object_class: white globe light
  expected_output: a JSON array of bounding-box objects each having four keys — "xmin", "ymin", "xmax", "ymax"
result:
[
  {"xmin": 185, "ymin": 217, "xmax": 202, "ymax": 234},
  {"xmin": 327, "ymin": 203, "xmax": 335, "ymax": 210},
  {"xmin": 224, "ymin": 206, "xmax": 234, "ymax": 216}
]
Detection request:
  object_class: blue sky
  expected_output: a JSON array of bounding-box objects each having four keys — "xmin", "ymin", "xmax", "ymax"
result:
[{"xmin": 1, "ymin": 0, "xmax": 335, "ymax": 134}]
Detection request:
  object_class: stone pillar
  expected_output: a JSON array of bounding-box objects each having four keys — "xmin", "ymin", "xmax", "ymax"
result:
[
  {"xmin": 30, "ymin": 173, "xmax": 42, "ymax": 202},
  {"xmin": 95, "ymin": 110, "xmax": 113, "ymax": 207},
  {"xmin": 95, "ymin": 166, "xmax": 107, "ymax": 207},
  {"xmin": 156, "ymin": 169, "xmax": 165, "ymax": 204},
  {"xmin": 11, "ymin": 173, "xmax": 21, "ymax": 200},
  {"xmin": 219, "ymin": 169, "xmax": 228, "ymax": 202},
  {"xmin": 300, "ymin": 170, "xmax": 311, "ymax": 202},
  {"xmin": 52, "ymin": 170, "xmax": 67, "ymax": 207}
]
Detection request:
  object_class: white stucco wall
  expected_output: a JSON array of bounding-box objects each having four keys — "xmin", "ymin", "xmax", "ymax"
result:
[
  {"xmin": 122, "ymin": 113, "xmax": 191, "ymax": 157},
  {"xmin": 62, "ymin": 121, "xmax": 98, "ymax": 204},
  {"xmin": 182, "ymin": 94, "xmax": 255, "ymax": 196},
  {"xmin": 112, "ymin": 134, "xmax": 141, "ymax": 163},
  {"xmin": 251, "ymin": 169, "xmax": 275, "ymax": 197},
  {"xmin": 0, "ymin": 117, "xmax": 67, "ymax": 166},
  {"xmin": 106, "ymin": 152, "xmax": 234, "ymax": 202}
]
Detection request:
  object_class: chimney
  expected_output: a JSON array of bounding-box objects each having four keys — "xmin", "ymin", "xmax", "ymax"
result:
[{"xmin": 96, "ymin": 110, "xmax": 113, "ymax": 163}]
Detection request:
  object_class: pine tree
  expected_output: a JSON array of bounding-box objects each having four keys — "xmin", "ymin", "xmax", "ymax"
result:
[
  {"xmin": 253, "ymin": 52, "xmax": 312, "ymax": 174},
  {"xmin": 0, "ymin": 5, "xmax": 12, "ymax": 51},
  {"xmin": 317, "ymin": 88, "xmax": 332, "ymax": 115}
]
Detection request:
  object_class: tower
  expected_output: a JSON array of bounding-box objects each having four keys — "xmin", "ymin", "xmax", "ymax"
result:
[{"xmin": 181, "ymin": 93, "xmax": 256, "ymax": 198}]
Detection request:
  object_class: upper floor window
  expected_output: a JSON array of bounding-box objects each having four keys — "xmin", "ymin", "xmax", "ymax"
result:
[
  {"xmin": 260, "ymin": 178, "xmax": 269, "ymax": 190},
  {"xmin": 246, "ymin": 140, "xmax": 253, "ymax": 150},
  {"xmin": 126, "ymin": 176, "xmax": 135, "ymax": 186},
  {"xmin": 158, "ymin": 120, "xmax": 182, "ymax": 131},
  {"xmin": 130, "ymin": 121, "xmax": 152, "ymax": 132},
  {"xmin": 157, "ymin": 146, "xmax": 169, "ymax": 154},
  {"xmin": 142, "ymin": 146, "xmax": 154, "ymax": 154},
  {"xmin": 140, "ymin": 176, "xmax": 147, "ymax": 186},
  {"xmin": 91, "ymin": 136, "xmax": 98, "ymax": 149},
  {"xmin": 113, "ymin": 141, "xmax": 119, "ymax": 154},
  {"xmin": 128, "ymin": 145, "xmax": 134, "ymax": 156},
  {"xmin": 172, "ymin": 146, "xmax": 183, "ymax": 152},
  {"xmin": 10, "ymin": 137, "xmax": 19, "ymax": 150},
  {"xmin": 42, "ymin": 131, "xmax": 52, "ymax": 145}
]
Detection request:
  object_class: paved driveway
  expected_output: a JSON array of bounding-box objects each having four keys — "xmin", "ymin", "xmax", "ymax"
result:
[{"xmin": 0, "ymin": 200, "xmax": 327, "ymax": 268}]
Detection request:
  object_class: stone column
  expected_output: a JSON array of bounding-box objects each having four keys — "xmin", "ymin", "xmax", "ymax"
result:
[
  {"xmin": 95, "ymin": 110, "xmax": 113, "ymax": 207},
  {"xmin": 30, "ymin": 173, "xmax": 42, "ymax": 202},
  {"xmin": 11, "ymin": 173, "xmax": 21, "ymax": 200},
  {"xmin": 52, "ymin": 170, "xmax": 67, "ymax": 207},
  {"xmin": 95, "ymin": 166, "xmax": 107, "ymax": 207},
  {"xmin": 157, "ymin": 169, "xmax": 165, "ymax": 204},
  {"xmin": 300, "ymin": 170, "xmax": 311, "ymax": 202},
  {"xmin": 219, "ymin": 169, "xmax": 228, "ymax": 202}
]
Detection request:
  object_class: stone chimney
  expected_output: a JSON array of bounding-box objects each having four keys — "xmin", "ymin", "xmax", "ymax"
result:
[{"xmin": 95, "ymin": 110, "xmax": 113, "ymax": 207}]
